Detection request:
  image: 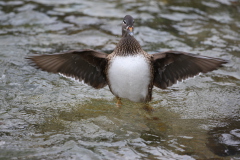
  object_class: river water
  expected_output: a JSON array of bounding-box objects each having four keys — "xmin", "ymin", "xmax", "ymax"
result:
[{"xmin": 0, "ymin": 0, "xmax": 240, "ymax": 159}]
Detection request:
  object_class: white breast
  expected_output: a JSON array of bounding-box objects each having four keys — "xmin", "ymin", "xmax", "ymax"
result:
[{"xmin": 107, "ymin": 55, "xmax": 151, "ymax": 102}]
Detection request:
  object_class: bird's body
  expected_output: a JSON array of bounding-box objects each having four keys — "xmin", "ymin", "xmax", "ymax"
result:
[
  {"xmin": 27, "ymin": 15, "xmax": 227, "ymax": 103},
  {"xmin": 107, "ymin": 54, "xmax": 152, "ymax": 102}
]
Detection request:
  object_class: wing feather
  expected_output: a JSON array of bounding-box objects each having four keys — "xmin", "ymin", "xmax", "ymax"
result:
[
  {"xmin": 27, "ymin": 49, "xmax": 108, "ymax": 89},
  {"xmin": 152, "ymin": 51, "xmax": 227, "ymax": 89}
]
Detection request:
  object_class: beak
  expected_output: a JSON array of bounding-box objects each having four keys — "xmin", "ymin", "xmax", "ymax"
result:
[{"xmin": 128, "ymin": 26, "xmax": 134, "ymax": 36}]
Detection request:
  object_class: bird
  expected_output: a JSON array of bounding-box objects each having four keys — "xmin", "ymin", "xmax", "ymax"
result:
[{"xmin": 27, "ymin": 15, "xmax": 227, "ymax": 105}]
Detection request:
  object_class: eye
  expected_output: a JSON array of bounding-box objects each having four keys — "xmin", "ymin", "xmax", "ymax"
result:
[{"xmin": 123, "ymin": 20, "xmax": 127, "ymax": 24}]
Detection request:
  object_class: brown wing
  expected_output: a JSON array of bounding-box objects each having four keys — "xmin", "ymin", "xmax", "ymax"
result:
[
  {"xmin": 152, "ymin": 51, "xmax": 227, "ymax": 89},
  {"xmin": 27, "ymin": 49, "xmax": 108, "ymax": 89}
]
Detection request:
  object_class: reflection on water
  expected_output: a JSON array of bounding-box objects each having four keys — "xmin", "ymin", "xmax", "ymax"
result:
[{"xmin": 0, "ymin": 0, "xmax": 240, "ymax": 159}]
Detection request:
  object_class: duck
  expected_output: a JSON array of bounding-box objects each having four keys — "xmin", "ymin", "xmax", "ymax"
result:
[{"xmin": 27, "ymin": 15, "xmax": 227, "ymax": 105}]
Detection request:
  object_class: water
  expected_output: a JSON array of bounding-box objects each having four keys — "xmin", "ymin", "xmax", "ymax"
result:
[{"xmin": 0, "ymin": 0, "xmax": 239, "ymax": 159}]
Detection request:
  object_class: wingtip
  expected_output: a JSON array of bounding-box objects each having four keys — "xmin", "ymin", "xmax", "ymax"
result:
[
  {"xmin": 25, "ymin": 56, "xmax": 35, "ymax": 65},
  {"xmin": 25, "ymin": 55, "xmax": 43, "ymax": 71},
  {"xmin": 223, "ymin": 59, "xmax": 229, "ymax": 64},
  {"xmin": 218, "ymin": 58, "xmax": 229, "ymax": 67}
]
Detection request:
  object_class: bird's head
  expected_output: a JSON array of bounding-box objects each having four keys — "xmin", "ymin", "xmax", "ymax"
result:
[{"xmin": 122, "ymin": 15, "xmax": 134, "ymax": 37}]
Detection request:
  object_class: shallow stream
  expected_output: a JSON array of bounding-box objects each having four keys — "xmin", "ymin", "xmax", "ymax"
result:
[{"xmin": 0, "ymin": 0, "xmax": 240, "ymax": 159}]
